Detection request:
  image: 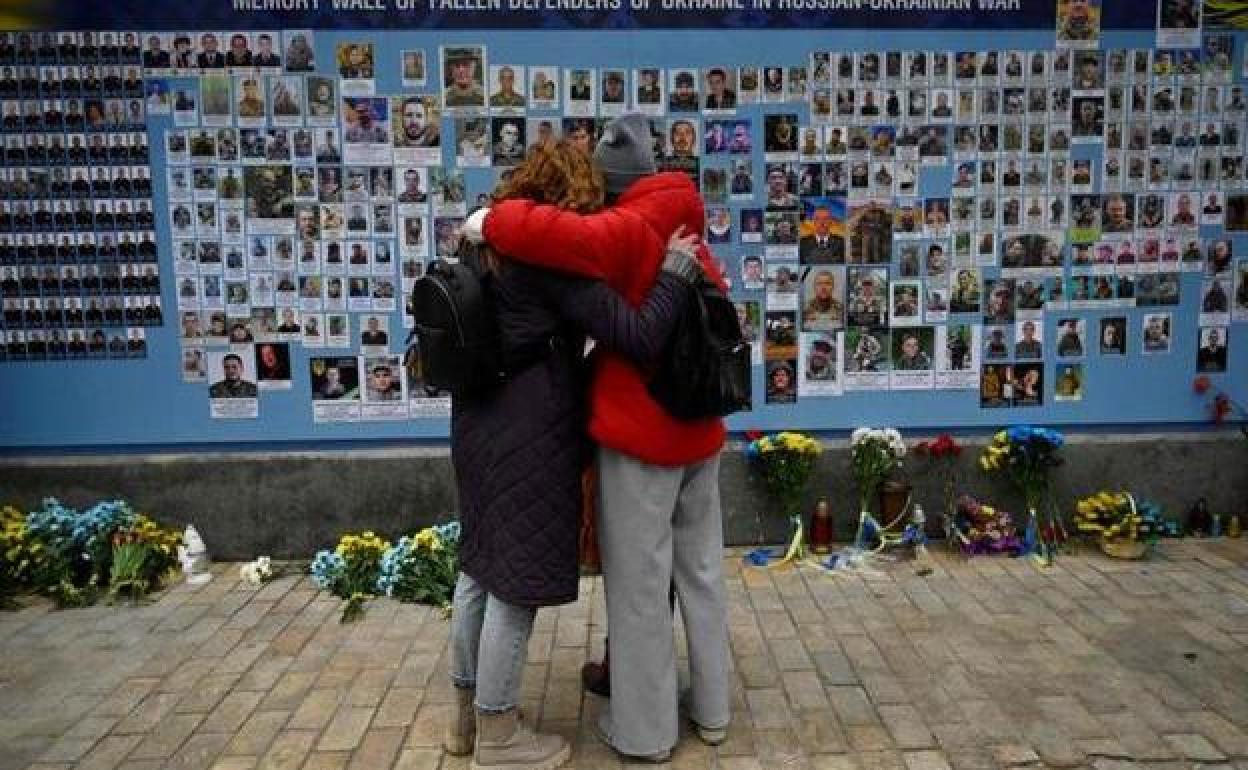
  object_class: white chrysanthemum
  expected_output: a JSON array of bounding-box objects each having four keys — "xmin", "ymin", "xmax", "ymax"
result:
[{"xmin": 851, "ymin": 427, "xmax": 869, "ymax": 445}]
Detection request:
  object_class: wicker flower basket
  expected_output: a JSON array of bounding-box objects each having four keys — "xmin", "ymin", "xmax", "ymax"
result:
[
  {"xmin": 1100, "ymin": 492, "xmax": 1150, "ymax": 559},
  {"xmin": 1100, "ymin": 538, "xmax": 1149, "ymax": 560}
]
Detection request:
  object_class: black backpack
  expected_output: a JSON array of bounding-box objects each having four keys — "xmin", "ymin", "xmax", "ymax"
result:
[
  {"xmin": 408, "ymin": 240, "xmax": 505, "ymax": 397},
  {"xmin": 647, "ymin": 276, "xmax": 752, "ymax": 419}
]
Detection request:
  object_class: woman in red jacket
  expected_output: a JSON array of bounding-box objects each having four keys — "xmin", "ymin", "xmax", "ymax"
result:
[{"xmin": 466, "ymin": 114, "xmax": 732, "ymax": 762}]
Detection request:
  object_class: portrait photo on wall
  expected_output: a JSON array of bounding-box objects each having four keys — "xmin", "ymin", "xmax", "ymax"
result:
[
  {"xmin": 488, "ymin": 64, "xmax": 526, "ymax": 111},
  {"xmin": 310, "ymin": 355, "xmax": 359, "ymax": 401},
  {"xmin": 401, "ymin": 49, "xmax": 426, "ymax": 87},
  {"xmin": 442, "ymin": 45, "xmax": 486, "ymax": 111},
  {"xmin": 207, "ymin": 349, "xmax": 258, "ymax": 400},
  {"xmin": 799, "ymin": 197, "xmax": 847, "ymax": 265},
  {"xmin": 845, "ymin": 327, "xmax": 888, "ymax": 373}
]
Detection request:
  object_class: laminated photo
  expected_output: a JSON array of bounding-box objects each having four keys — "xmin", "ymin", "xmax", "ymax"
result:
[
  {"xmin": 800, "ymin": 266, "xmax": 845, "ymax": 332},
  {"xmin": 337, "ymin": 41, "xmax": 376, "ymax": 96},
  {"xmin": 243, "ymin": 165, "xmax": 294, "ymax": 235},
  {"xmin": 491, "ymin": 117, "xmax": 525, "ymax": 167},
  {"xmin": 431, "ymin": 168, "xmax": 465, "ymax": 215},
  {"xmin": 1054, "ymin": 363, "xmax": 1084, "ymax": 402},
  {"xmin": 529, "ymin": 66, "xmax": 559, "ymax": 111},
  {"xmin": 207, "ymin": 349, "xmax": 259, "ymax": 418},
  {"xmin": 455, "ymin": 117, "xmax": 491, "ymax": 168},
  {"xmin": 1157, "ymin": 0, "xmax": 1202, "ymax": 49},
  {"xmin": 843, "ymin": 326, "xmax": 889, "ymax": 391},
  {"xmin": 270, "ymin": 76, "xmax": 304, "ymax": 127},
  {"xmin": 402, "ymin": 50, "xmax": 426, "ymax": 88},
  {"xmin": 391, "ymin": 95, "xmax": 441, "ymax": 166},
  {"xmin": 302, "ymin": 312, "xmax": 325, "ymax": 346},
  {"xmin": 669, "ymin": 68, "xmax": 698, "ymax": 113},
  {"xmin": 765, "ymin": 359, "xmax": 797, "ymax": 404},
  {"xmin": 889, "ymin": 280, "xmax": 922, "ymax": 327},
  {"xmin": 763, "ymin": 113, "xmax": 799, "ymax": 160},
  {"xmin": 633, "ymin": 67, "xmax": 664, "ymax": 115},
  {"xmin": 199, "ymin": 74, "xmax": 231, "ymax": 127},
  {"xmin": 890, "ymin": 326, "xmax": 935, "ymax": 390},
  {"xmin": 224, "ymin": 32, "xmax": 256, "ymax": 73},
  {"xmin": 442, "ymin": 45, "xmax": 486, "ymax": 112},
  {"xmin": 925, "ymin": 280, "xmax": 949, "ymax": 324},
  {"xmin": 702, "ymin": 67, "xmax": 737, "ymax": 114},
  {"xmin": 306, "ymin": 76, "xmax": 337, "ymax": 126},
  {"xmin": 599, "ymin": 69, "xmax": 627, "ymax": 117},
  {"xmin": 564, "ymin": 67, "xmax": 595, "ymax": 117},
  {"xmin": 145, "ymin": 78, "xmax": 170, "ymax": 115},
  {"xmin": 362, "ymin": 354, "xmax": 407, "ymax": 420},
  {"xmin": 255, "ymin": 342, "xmax": 292, "ymax": 390},
  {"xmin": 489, "ymin": 64, "xmax": 526, "ymax": 113},
  {"xmin": 310, "ymin": 355, "xmax": 362, "ymax": 422},
  {"xmin": 342, "ymin": 96, "xmax": 391, "ymax": 165},
  {"xmin": 181, "ymin": 347, "xmax": 206, "ymax": 383},
  {"xmin": 734, "ymin": 300, "xmax": 762, "ymax": 365},
  {"xmin": 1199, "ymin": 277, "xmax": 1232, "ymax": 326},
  {"xmin": 934, "ymin": 323, "xmax": 980, "ymax": 390},
  {"xmin": 765, "ymin": 261, "xmax": 799, "ymax": 312},
  {"xmin": 798, "ymin": 331, "xmax": 841, "ymax": 397}
]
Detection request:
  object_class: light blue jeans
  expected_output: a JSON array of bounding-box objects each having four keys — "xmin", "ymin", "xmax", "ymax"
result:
[{"xmin": 449, "ymin": 572, "xmax": 537, "ymax": 713}]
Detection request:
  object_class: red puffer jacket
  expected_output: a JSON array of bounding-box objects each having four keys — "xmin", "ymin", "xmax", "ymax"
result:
[{"xmin": 483, "ymin": 172, "xmax": 726, "ymax": 466}]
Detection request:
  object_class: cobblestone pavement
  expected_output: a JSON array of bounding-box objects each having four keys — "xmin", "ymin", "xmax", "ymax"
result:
[{"xmin": 2, "ymin": 540, "xmax": 1247, "ymax": 770}]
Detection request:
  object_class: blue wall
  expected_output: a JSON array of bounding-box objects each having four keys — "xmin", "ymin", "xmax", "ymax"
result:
[{"xmin": 2, "ymin": 24, "xmax": 1245, "ymax": 450}]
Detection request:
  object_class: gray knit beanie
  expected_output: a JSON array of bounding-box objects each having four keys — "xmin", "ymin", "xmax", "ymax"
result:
[{"xmin": 594, "ymin": 113, "xmax": 657, "ymax": 196}]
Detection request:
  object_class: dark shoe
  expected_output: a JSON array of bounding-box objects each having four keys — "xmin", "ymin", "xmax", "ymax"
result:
[{"xmin": 581, "ymin": 661, "xmax": 610, "ymax": 697}]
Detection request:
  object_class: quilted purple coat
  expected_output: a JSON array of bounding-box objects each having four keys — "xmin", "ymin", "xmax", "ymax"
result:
[{"xmin": 451, "ymin": 262, "xmax": 687, "ymax": 607}]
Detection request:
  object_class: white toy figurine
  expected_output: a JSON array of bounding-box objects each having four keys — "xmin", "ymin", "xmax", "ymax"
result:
[{"xmin": 178, "ymin": 525, "xmax": 213, "ymax": 585}]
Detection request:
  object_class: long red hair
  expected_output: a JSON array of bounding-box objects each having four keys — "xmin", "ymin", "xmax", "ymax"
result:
[{"xmin": 482, "ymin": 139, "xmax": 605, "ymax": 272}]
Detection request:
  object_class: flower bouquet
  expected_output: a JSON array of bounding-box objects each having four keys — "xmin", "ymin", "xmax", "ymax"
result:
[
  {"xmin": 850, "ymin": 427, "xmax": 906, "ymax": 517},
  {"xmin": 24, "ymin": 498, "xmax": 139, "ymax": 607},
  {"xmin": 979, "ymin": 426, "xmax": 1066, "ymax": 565},
  {"xmin": 745, "ymin": 431, "xmax": 823, "ymax": 565},
  {"xmin": 310, "ymin": 530, "xmax": 390, "ymax": 623},
  {"xmin": 1074, "ymin": 491, "xmax": 1163, "ymax": 560},
  {"xmin": 914, "ymin": 434, "xmax": 963, "ymax": 545},
  {"xmin": 377, "ymin": 522, "xmax": 460, "ymax": 611},
  {"xmin": 107, "ymin": 515, "xmax": 183, "ymax": 603},
  {"xmin": 952, "ymin": 496, "xmax": 1024, "ymax": 556},
  {"xmin": 1, "ymin": 505, "xmax": 38, "ymax": 609}
]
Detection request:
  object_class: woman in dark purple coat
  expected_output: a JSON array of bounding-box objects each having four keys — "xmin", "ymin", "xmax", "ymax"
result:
[{"xmin": 446, "ymin": 139, "xmax": 701, "ymax": 769}]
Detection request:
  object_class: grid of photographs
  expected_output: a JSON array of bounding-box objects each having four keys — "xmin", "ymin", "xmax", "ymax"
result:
[
  {"xmin": 139, "ymin": 31, "xmax": 457, "ymax": 419},
  {"xmin": 7, "ymin": 24, "xmax": 1246, "ymax": 421},
  {"xmin": 0, "ymin": 30, "xmax": 158, "ymax": 362}
]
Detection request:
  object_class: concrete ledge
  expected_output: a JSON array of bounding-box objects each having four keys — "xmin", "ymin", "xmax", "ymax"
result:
[{"xmin": 2, "ymin": 432, "xmax": 1245, "ymax": 559}]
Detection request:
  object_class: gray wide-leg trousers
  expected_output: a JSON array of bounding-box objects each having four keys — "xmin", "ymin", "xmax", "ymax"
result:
[{"xmin": 596, "ymin": 446, "xmax": 731, "ymax": 757}]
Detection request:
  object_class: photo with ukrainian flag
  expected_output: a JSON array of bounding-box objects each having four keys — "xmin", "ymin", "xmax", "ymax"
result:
[{"xmin": 798, "ymin": 196, "xmax": 846, "ymax": 266}]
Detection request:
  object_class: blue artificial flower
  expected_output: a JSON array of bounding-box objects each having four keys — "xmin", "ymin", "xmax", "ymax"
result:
[
  {"xmin": 309, "ymin": 550, "xmax": 347, "ymax": 590},
  {"xmin": 375, "ymin": 536, "xmax": 419, "ymax": 597},
  {"xmin": 434, "ymin": 521, "xmax": 461, "ymax": 545}
]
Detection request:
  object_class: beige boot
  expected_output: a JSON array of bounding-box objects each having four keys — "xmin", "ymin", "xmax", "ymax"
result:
[
  {"xmin": 443, "ymin": 687, "xmax": 476, "ymax": 756},
  {"xmin": 473, "ymin": 708, "xmax": 571, "ymax": 770}
]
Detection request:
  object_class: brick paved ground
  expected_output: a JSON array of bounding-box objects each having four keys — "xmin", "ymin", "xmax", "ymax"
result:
[{"xmin": 2, "ymin": 539, "xmax": 1247, "ymax": 770}]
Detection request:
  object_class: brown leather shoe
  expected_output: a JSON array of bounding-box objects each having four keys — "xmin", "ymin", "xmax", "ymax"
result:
[{"xmin": 581, "ymin": 661, "xmax": 610, "ymax": 697}]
